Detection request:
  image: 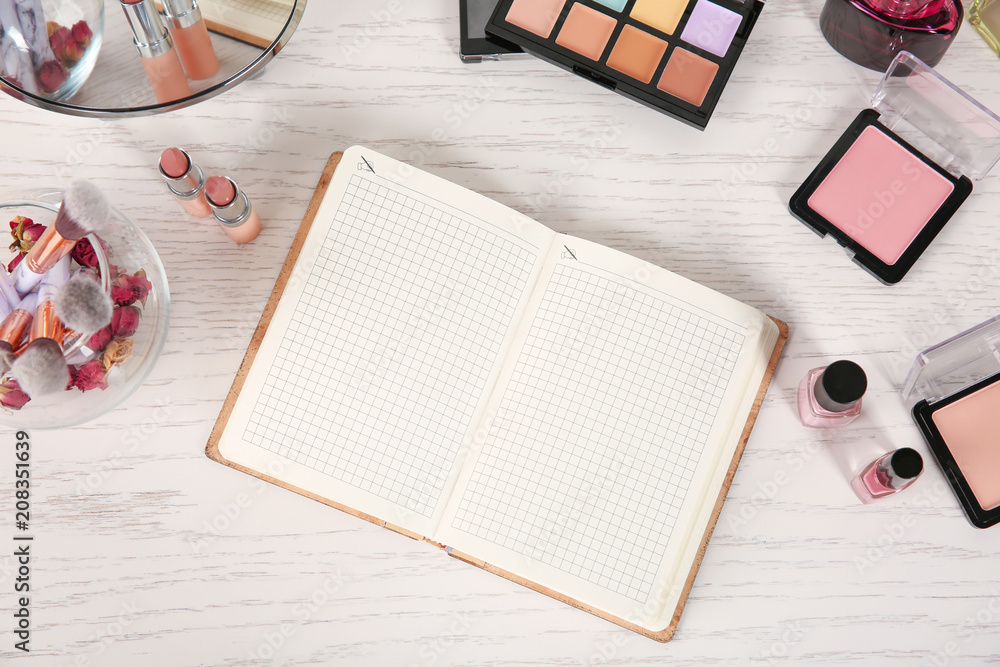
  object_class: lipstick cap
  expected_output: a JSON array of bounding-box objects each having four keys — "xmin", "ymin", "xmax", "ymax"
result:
[{"xmin": 120, "ymin": 0, "xmax": 174, "ymax": 58}]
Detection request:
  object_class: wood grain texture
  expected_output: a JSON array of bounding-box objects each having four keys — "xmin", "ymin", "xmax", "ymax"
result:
[{"xmin": 1, "ymin": 1, "xmax": 999, "ymax": 665}]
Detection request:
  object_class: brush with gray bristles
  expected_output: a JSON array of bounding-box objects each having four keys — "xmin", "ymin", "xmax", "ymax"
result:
[
  {"xmin": 10, "ymin": 339, "xmax": 69, "ymax": 398},
  {"xmin": 54, "ymin": 274, "xmax": 113, "ymax": 335},
  {"xmin": 13, "ymin": 180, "xmax": 111, "ymax": 296}
]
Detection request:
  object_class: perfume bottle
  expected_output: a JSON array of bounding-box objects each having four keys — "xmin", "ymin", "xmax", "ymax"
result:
[
  {"xmin": 797, "ymin": 360, "xmax": 868, "ymax": 428},
  {"xmin": 819, "ymin": 0, "xmax": 964, "ymax": 72},
  {"xmin": 851, "ymin": 447, "xmax": 924, "ymax": 503},
  {"xmin": 970, "ymin": 0, "xmax": 1000, "ymax": 55}
]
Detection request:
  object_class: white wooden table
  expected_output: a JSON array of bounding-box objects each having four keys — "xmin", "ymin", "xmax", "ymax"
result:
[{"xmin": 2, "ymin": 1, "xmax": 999, "ymax": 665}]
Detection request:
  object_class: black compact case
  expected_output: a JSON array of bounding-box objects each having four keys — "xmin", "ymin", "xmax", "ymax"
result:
[
  {"xmin": 460, "ymin": 0, "xmax": 525, "ymax": 62},
  {"xmin": 788, "ymin": 109, "xmax": 972, "ymax": 285},
  {"xmin": 485, "ymin": 0, "xmax": 764, "ymax": 128},
  {"xmin": 912, "ymin": 373, "xmax": 1000, "ymax": 529}
]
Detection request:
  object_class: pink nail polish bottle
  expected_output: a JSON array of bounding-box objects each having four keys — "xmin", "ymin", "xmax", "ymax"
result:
[
  {"xmin": 797, "ymin": 360, "xmax": 867, "ymax": 428},
  {"xmin": 851, "ymin": 447, "xmax": 924, "ymax": 503}
]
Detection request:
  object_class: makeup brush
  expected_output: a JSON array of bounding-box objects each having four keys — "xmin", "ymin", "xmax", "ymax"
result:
[
  {"xmin": 0, "ymin": 270, "xmax": 19, "ymax": 314},
  {"xmin": 9, "ymin": 259, "xmax": 72, "ymax": 398},
  {"xmin": 0, "ymin": 294, "xmax": 38, "ymax": 376},
  {"xmin": 13, "ymin": 181, "xmax": 111, "ymax": 296},
  {"xmin": 54, "ymin": 274, "xmax": 113, "ymax": 335}
]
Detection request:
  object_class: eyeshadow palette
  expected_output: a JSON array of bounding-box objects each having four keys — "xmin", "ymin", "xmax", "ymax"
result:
[
  {"xmin": 460, "ymin": 0, "xmax": 525, "ymax": 62},
  {"xmin": 789, "ymin": 52, "xmax": 1000, "ymax": 284},
  {"xmin": 904, "ymin": 315, "xmax": 1000, "ymax": 528},
  {"xmin": 485, "ymin": 0, "xmax": 764, "ymax": 128}
]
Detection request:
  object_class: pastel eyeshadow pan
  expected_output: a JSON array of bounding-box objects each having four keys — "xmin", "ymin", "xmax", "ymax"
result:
[
  {"xmin": 657, "ymin": 48, "xmax": 718, "ymax": 106},
  {"xmin": 556, "ymin": 4, "xmax": 618, "ymax": 61},
  {"xmin": 931, "ymin": 379, "xmax": 1000, "ymax": 511},
  {"xmin": 606, "ymin": 25, "xmax": 669, "ymax": 84},
  {"xmin": 806, "ymin": 125, "xmax": 955, "ymax": 265},
  {"xmin": 630, "ymin": 0, "xmax": 691, "ymax": 35},
  {"xmin": 594, "ymin": 0, "xmax": 629, "ymax": 10},
  {"xmin": 680, "ymin": 0, "xmax": 742, "ymax": 57},
  {"xmin": 504, "ymin": 0, "xmax": 567, "ymax": 38}
]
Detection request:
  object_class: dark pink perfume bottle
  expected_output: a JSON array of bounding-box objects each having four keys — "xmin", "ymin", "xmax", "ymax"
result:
[
  {"xmin": 797, "ymin": 360, "xmax": 868, "ymax": 428},
  {"xmin": 851, "ymin": 447, "xmax": 924, "ymax": 503},
  {"xmin": 819, "ymin": 0, "xmax": 963, "ymax": 71}
]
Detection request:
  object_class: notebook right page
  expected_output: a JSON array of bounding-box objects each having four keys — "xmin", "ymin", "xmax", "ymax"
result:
[{"xmin": 435, "ymin": 236, "xmax": 778, "ymax": 632}]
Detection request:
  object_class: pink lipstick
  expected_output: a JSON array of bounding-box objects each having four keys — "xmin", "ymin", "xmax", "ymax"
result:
[
  {"xmin": 159, "ymin": 147, "xmax": 211, "ymax": 217},
  {"xmin": 205, "ymin": 175, "xmax": 262, "ymax": 244}
]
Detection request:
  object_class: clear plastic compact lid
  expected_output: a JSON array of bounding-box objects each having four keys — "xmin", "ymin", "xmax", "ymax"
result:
[
  {"xmin": 902, "ymin": 315, "xmax": 1000, "ymax": 405},
  {"xmin": 871, "ymin": 51, "xmax": 1000, "ymax": 181}
]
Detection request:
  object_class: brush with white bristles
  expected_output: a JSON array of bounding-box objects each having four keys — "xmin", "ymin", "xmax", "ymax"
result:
[
  {"xmin": 13, "ymin": 181, "xmax": 110, "ymax": 296},
  {"xmin": 9, "ymin": 259, "xmax": 72, "ymax": 398},
  {"xmin": 55, "ymin": 274, "xmax": 113, "ymax": 336}
]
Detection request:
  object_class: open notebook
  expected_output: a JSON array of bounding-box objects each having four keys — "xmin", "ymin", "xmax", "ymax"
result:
[
  {"xmin": 208, "ymin": 148, "xmax": 787, "ymax": 641},
  {"xmin": 198, "ymin": 0, "xmax": 295, "ymax": 48}
]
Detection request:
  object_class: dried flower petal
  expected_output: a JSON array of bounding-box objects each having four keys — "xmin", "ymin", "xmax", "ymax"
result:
[
  {"xmin": 101, "ymin": 338, "xmax": 134, "ymax": 371},
  {"xmin": 87, "ymin": 325, "xmax": 112, "ymax": 352},
  {"xmin": 37, "ymin": 60, "xmax": 69, "ymax": 93},
  {"xmin": 72, "ymin": 360, "xmax": 108, "ymax": 392},
  {"xmin": 0, "ymin": 380, "xmax": 30, "ymax": 409},
  {"xmin": 71, "ymin": 238, "xmax": 99, "ymax": 268},
  {"xmin": 7, "ymin": 254, "xmax": 22, "ymax": 273},
  {"xmin": 111, "ymin": 306, "xmax": 141, "ymax": 338},
  {"xmin": 111, "ymin": 271, "xmax": 152, "ymax": 307},
  {"xmin": 72, "ymin": 21, "xmax": 93, "ymax": 49}
]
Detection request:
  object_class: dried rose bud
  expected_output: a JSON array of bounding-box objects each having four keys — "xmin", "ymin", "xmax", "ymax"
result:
[
  {"xmin": 111, "ymin": 306, "xmax": 141, "ymax": 338},
  {"xmin": 49, "ymin": 25, "xmax": 72, "ymax": 50},
  {"xmin": 9, "ymin": 216, "xmax": 46, "ymax": 255},
  {"xmin": 111, "ymin": 270, "xmax": 152, "ymax": 307},
  {"xmin": 101, "ymin": 338, "xmax": 134, "ymax": 371},
  {"xmin": 87, "ymin": 325, "xmax": 112, "ymax": 352},
  {"xmin": 36, "ymin": 60, "xmax": 69, "ymax": 93},
  {"xmin": 55, "ymin": 38, "xmax": 86, "ymax": 66},
  {"xmin": 0, "ymin": 380, "xmax": 30, "ymax": 410},
  {"xmin": 72, "ymin": 360, "xmax": 109, "ymax": 392},
  {"xmin": 71, "ymin": 238, "xmax": 99, "ymax": 268},
  {"xmin": 72, "ymin": 21, "xmax": 93, "ymax": 49}
]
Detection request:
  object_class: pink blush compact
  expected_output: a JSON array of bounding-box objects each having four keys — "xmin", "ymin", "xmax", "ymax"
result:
[{"xmin": 806, "ymin": 126, "xmax": 955, "ymax": 266}]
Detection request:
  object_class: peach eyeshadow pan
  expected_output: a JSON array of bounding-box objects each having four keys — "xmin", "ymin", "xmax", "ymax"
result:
[
  {"xmin": 556, "ymin": 4, "xmax": 618, "ymax": 61},
  {"xmin": 606, "ymin": 25, "xmax": 668, "ymax": 84},
  {"xmin": 931, "ymin": 379, "xmax": 1000, "ymax": 511},
  {"xmin": 504, "ymin": 0, "xmax": 566, "ymax": 38}
]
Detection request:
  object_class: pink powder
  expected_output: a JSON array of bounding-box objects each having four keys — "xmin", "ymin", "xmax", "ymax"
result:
[
  {"xmin": 807, "ymin": 126, "xmax": 955, "ymax": 266},
  {"xmin": 932, "ymin": 379, "xmax": 1000, "ymax": 511}
]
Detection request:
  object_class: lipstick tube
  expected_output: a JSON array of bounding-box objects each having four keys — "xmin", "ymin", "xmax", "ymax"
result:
[
  {"xmin": 159, "ymin": 148, "xmax": 212, "ymax": 217},
  {"xmin": 161, "ymin": 0, "xmax": 220, "ymax": 80},
  {"xmin": 120, "ymin": 0, "xmax": 192, "ymax": 104},
  {"xmin": 206, "ymin": 176, "xmax": 262, "ymax": 244}
]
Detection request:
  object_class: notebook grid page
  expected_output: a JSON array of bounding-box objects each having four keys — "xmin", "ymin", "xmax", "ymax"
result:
[
  {"xmin": 453, "ymin": 263, "xmax": 746, "ymax": 600},
  {"xmin": 207, "ymin": 0, "xmax": 290, "ymax": 21},
  {"xmin": 244, "ymin": 175, "xmax": 537, "ymax": 518}
]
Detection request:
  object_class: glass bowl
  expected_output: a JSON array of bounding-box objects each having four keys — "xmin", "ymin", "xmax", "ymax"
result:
[{"xmin": 0, "ymin": 190, "xmax": 170, "ymax": 429}]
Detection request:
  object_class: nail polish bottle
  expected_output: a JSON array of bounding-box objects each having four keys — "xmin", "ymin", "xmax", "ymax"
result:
[
  {"xmin": 818, "ymin": 0, "xmax": 963, "ymax": 72},
  {"xmin": 851, "ymin": 447, "xmax": 924, "ymax": 503},
  {"xmin": 970, "ymin": 0, "xmax": 1000, "ymax": 56},
  {"xmin": 797, "ymin": 360, "xmax": 867, "ymax": 428}
]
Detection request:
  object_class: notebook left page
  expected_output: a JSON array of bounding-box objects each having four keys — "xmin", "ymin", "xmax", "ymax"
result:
[{"xmin": 218, "ymin": 147, "xmax": 555, "ymax": 538}]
